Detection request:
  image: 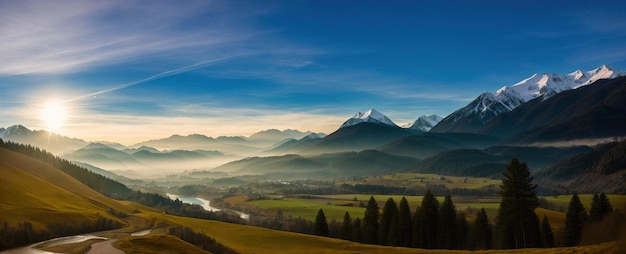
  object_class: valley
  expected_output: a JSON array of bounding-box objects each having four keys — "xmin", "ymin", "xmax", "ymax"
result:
[{"xmin": 3, "ymin": 66, "xmax": 626, "ymax": 253}]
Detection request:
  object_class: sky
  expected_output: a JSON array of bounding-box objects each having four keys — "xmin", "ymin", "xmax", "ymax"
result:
[{"xmin": 1, "ymin": 0, "xmax": 626, "ymax": 145}]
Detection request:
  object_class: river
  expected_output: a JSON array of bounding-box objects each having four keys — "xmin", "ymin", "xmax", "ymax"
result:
[{"xmin": 166, "ymin": 193, "xmax": 249, "ymax": 220}]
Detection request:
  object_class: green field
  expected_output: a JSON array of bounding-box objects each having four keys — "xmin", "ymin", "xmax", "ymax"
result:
[
  {"xmin": 543, "ymin": 194, "xmax": 626, "ymax": 210},
  {"xmin": 248, "ymin": 194, "xmax": 504, "ymax": 221},
  {"xmin": 248, "ymin": 193, "xmax": 626, "ymax": 231},
  {"xmin": 338, "ymin": 173, "xmax": 500, "ymax": 190}
]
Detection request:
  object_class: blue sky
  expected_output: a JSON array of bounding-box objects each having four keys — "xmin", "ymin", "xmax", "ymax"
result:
[{"xmin": 1, "ymin": 0, "xmax": 626, "ymax": 144}]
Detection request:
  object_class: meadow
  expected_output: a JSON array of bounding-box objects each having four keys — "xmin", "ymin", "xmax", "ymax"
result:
[{"xmin": 247, "ymin": 193, "xmax": 626, "ymax": 231}]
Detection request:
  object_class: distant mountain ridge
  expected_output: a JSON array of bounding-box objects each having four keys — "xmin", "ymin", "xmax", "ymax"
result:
[
  {"xmin": 0, "ymin": 125, "xmax": 88, "ymax": 154},
  {"xmin": 340, "ymin": 109, "xmax": 398, "ymax": 128},
  {"xmin": 402, "ymin": 115, "xmax": 443, "ymax": 132},
  {"xmin": 432, "ymin": 65, "xmax": 626, "ymax": 133}
]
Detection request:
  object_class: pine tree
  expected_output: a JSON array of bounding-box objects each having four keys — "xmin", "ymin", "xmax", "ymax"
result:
[
  {"xmin": 456, "ymin": 211, "xmax": 469, "ymax": 250},
  {"xmin": 599, "ymin": 193, "xmax": 612, "ymax": 216},
  {"xmin": 495, "ymin": 158, "xmax": 541, "ymax": 249},
  {"xmin": 412, "ymin": 205, "xmax": 421, "ymax": 248},
  {"xmin": 589, "ymin": 193, "xmax": 601, "ymax": 222},
  {"xmin": 564, "ymin": 193, "xmax": 588, "ymax": 246},
  {"xmin": 362, "ymin": 196, "xmax": 380, "ymax": 244},
  {"xmin": 379, "ymin": 198, "xmax": 398, "ymax": 245},
  {"xmin": 352, "ymin": 217, "xmax": 362, "ymax": 243},
  {"xmin": 473, "ymin": 208, "xmax": 492, "ymax": 250},
  {"xmin": 541, "ymin": 215, "xmax": 555, "ymax": 248},
  {"xmin": 388, "ymin": 211, "xmax": 399, "ymax": 246},
  {"xmin": 313, "ymin": 208, "xmax": 329, "ymax": 236},
  {"xmin": 414, "ymin": 190, "xmax": 439, "ymax": 249},
  {"xmin": 438, "ymin": 195, "xmax": 457, "ymax": 249},
  {"xmin": 397, "ymin": 197, "xmax": 412, "ymax": 247},
  {"xmin": 590, "ymin": 192, "xmax": 613, "ymax": 222},
  {"xmin": 340, "ymin": 211, "xmax": 353, "ymax": 240}
]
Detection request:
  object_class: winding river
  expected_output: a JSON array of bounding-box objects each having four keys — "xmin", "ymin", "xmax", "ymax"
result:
[{"xmin": 166, "ymin": 193, "xmax": 249, "ymax": 220}]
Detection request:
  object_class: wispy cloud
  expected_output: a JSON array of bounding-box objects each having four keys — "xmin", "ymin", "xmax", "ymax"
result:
[
  {"xmin": 67, "ymin": 55, "xmax": 242, "ymax": 102},
  {"xmin": 0, "ymin": 1, "xmax": 269, "ymax": 75}
]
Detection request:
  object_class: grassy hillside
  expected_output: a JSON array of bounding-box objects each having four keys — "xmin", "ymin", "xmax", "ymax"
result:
[
  {"xmin": 2, "ymin": 145, "xmax": 624, "ymax": 253},
  {"xmin": 0, "ymin": 147, "xmax": 132, "ymax": 229}
]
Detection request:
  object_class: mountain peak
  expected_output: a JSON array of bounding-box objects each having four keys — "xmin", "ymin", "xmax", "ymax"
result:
[
  {"xmin": 432, "ymin": 64, "xmax": 625, "ymax": 133},
  {"xmin": 340, "ymin": 108, "xmax": 398, "ymax": 128},
  {"xmin": 402, "ymin": 115, "xmax": 443, "ymax": 132},
  {"xmin": 1, "ymin": 125, "xmax": 32, "ymax": 138}
]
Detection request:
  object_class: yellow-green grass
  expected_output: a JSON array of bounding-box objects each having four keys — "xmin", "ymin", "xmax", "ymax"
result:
[
  {"xmin": 142, "ymin": 211, "xmax": 454, "ymax": 254},
  {"xmin": 115, "ymin": 234, "xmax": 211, "ymax": 254},
  {"xmin": 248, "ymin": 194, "xmax": 570, "ymax": 230},
  {"xmin": 131, "ymin": 210, "xmax": 618, "ymax": 254},
  {"xmin": 1, "ymin": 147, "xmax": 620, "ymax": 254},
  {"xmin": 340, "ymin": 173, "xmax": 500, "ymax": 190},
  {"xmin": 0, "ymin": 148, "xmax": 134, "ymax": 229},
  {"xmin": 542, "ymin": 194, "xmax": 626, "ymax": 210},
  {"xmin": 249, "ymin": 198, "xmax": 366, "ymax": 221}
]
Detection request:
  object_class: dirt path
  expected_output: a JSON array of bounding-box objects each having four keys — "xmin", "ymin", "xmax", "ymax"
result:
[{"xmin": 87, "ymin": 239, "xmax": 124, "ymax": 254}]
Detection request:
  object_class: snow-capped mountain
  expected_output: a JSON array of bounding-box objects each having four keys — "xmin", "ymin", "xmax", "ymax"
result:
[
  {"xmin": 402, "ymin": 115, "xmax": 443, "ymax": 132},
  {"xmin": 0, "ymin": 125, "xmax": 88, "ymax": 154},
  {"xmin": 432, "ymin": 65, "xmax": 626, "ymax": 133},
  {"xmin": 340, "ymin": 109, "xmax": 398, "ymax": 128},
  {"xmin": 0, "ymin": 125, "xmax": 31, "ymax": 138}
]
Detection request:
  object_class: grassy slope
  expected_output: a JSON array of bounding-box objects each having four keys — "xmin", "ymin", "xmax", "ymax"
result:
[
  {"xmin": 0, "ymin": 147, "xmax": 132, "ymax": 228},
  {"xmin": 1, "ymin": 147, "xmax": 621, "ymax": 254},
  {"xmin": 123, "ymin": 211, "xmax": 619, "ymax": 254}
]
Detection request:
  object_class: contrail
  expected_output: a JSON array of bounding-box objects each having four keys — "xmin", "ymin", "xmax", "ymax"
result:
[{"xmin": 66, "ymin": 55, "xmax": 238, "ymax": 102}]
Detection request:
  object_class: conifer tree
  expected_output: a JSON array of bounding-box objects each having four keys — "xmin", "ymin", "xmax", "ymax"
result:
[
  {"xmin": 379, "ymin": 198, "xmax": 398, "ymax": 245},
  {"xmin": 541, "ymin": 215, "xmax": 555, "ymax": 248},
  {"xmin": 340, "ymin": 211, "xmax": 352, "ymax": 240},
  {"xmin": 352, "ymin": 217, "xmax": 362, "ymax": 243},
  {"xmin": 473, "ymin": 208, "xmax": 492, "ymax": 250},
  {"xmin": 495, "ymin": 158, "xmax": 541, "ymax": 249},
  {"xmin": 590, "ymin": 192, "xmax": 613, "ymax": 222},
  {"xmin": 564, "ymin": 193, "xmax": 588, "ymax": 246},
  {"xmin": 456, "ymin": 212, "xmax": 469, "ymax": 250},
  {"xmin": 362, "ymin": 196, "xmax": 380, "ymax": 244},
  {"xmin": 414, "ymin": 190, "xmax": 439, "ymax": 249},
  {"xmin": 388, "ymin": 211, "xmax": 399, "ymax": 246},
  {"xmin": 412, "ymin": 205, "xmax": 421, "ymax": 248},
  {"xmin": 397, "ymin": 197, "xmax": 413, "ymax": 247},
  {"xmin": 438, "ymin": 195, "xmax": 457, "ymax": 249},
  {"xmin": 313, "ymin": 208, "xmax": 329, "ymax": 236}
]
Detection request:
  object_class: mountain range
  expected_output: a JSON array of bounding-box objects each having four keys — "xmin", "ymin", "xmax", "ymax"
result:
[
  {"xmin": 432, "ymin": 64, "xmax": 626, "ymax": 133},
  {"xmin": 2, "ymin": 64, "xmax": 626, "ymax": 192}
]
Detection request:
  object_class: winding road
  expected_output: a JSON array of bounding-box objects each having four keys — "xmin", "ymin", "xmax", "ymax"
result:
[
  {"xmin": 86, "ymin": 240, "xmax": 124, "ymax": 254},
  {"xmin": 0, "ymin": 229, "xmax": 152, "ymax": 254}
]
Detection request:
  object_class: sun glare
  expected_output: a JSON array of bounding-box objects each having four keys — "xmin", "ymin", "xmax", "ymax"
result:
[{"xmin": 40, "ymin": 100, "xmax": 67, "ymax": 132}]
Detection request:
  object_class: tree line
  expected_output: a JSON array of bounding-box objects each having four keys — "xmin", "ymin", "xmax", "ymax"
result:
[{"xmin": 249, "ymin": 158, "xmax": 624, "ymax": 250}]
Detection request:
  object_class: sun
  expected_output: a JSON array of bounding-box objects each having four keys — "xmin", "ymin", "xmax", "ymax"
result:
[{"xmin": 40, "ymin": 100, "xmax": 67, "ymax": 132}]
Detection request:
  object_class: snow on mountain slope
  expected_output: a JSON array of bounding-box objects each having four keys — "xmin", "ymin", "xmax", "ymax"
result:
[
  {"xmin": 340, "ymin": 109, "xmax": 398, "ymax": 128},
  {"xmin": 403, "ymin": 115, "xmax": 443, "ymax": 131},
  {"xmin": 0, "ymin": 125, "xmax": 31, "ymax": 138},
  {"xmin": 494, "ymin": 64, "xmax": 625, "ymax": 111},
  {"xmin": 432, "ymin": 64, "xmax": 626, "ymax": 133}
]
